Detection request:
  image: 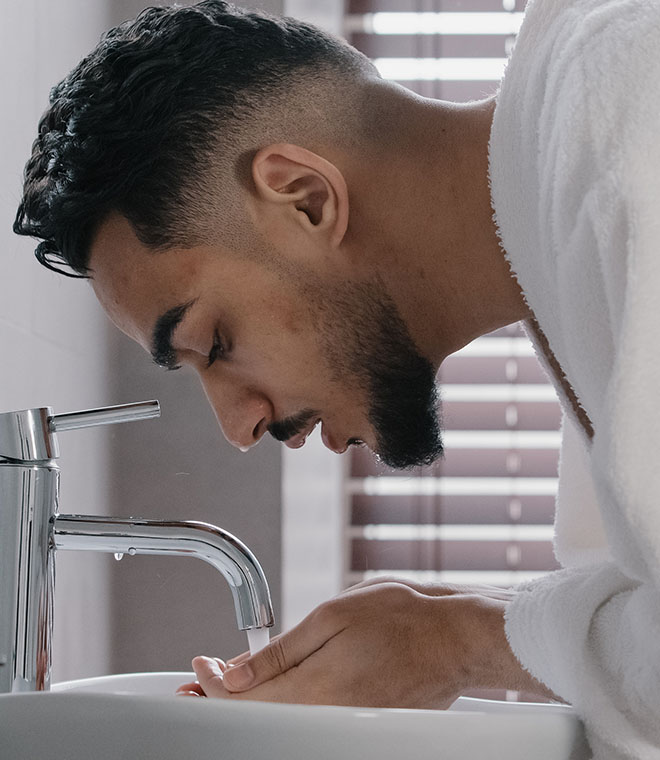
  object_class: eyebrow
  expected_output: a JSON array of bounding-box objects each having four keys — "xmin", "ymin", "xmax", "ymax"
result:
[{"xmin": 151, "ymin": 299, "xmax": 196, "ymax": 370}]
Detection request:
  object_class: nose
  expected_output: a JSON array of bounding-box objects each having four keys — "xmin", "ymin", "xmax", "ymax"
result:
[{"xmin": 201, "ymin": 377, "xmax": 273, "ymax": 450}]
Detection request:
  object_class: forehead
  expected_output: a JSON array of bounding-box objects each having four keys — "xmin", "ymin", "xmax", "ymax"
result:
[{"xmin": 88, "ymin": 213, "xmax": 210, "ymax": 348}]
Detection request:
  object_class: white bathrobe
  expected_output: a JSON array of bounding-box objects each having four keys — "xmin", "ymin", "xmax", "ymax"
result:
[{"xmin": 488, "ymin": 0, "xmax": 660, "ymax": 757}]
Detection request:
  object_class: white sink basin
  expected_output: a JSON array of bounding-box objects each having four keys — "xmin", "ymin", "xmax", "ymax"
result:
[{"xmin": 0, "ymin": 672, "xmax": 589, "ymax": 759}]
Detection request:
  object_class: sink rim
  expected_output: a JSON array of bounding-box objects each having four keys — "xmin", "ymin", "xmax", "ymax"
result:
[
  {"xmin": 50, "ymin": 670, "xmax": 575, "ymax": 717},
  {"xmin": 0, "ymin": 674, "xmax": 589, "ymax": 760}
]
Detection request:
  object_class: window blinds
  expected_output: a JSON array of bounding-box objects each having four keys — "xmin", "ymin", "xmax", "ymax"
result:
[
  {"xmin": 345, "ymin": 323, "xmax": 560, "ymax": 588},
  {"xmin": 343, "ymin": 3, "xmax": 560, "ymax": 700},
  {"xmin": 345, "ymin": 0, "xmax": 526, "ymax": 101}
]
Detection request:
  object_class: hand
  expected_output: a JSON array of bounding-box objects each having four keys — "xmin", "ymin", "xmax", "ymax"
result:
[{"xmin": 188, "ymin": 580, "xmax": 558, "ymax": 708}]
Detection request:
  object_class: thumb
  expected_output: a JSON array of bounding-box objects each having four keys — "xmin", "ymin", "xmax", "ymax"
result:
[
  {"xmin": 223, "ymin": 636, "xmax": 291, "ymax": 692},
  {"xmin": 223, "ymin": 608, "xmax": 339, "ymax": 692}
]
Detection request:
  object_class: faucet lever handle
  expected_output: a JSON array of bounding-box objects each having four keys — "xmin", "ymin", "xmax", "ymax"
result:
[
  {"xmin": 0, "ymin": 401, "xmax": 160, "ymax": 462},
  {"xmin": 49, "ymin": 400, "xmax": 161, "ymax": 432}
]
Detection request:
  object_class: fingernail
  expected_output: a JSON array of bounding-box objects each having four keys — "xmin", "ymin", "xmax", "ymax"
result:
[{"xmin": 224, "ymin": 663, "xmax": 253, "ymax": 690}]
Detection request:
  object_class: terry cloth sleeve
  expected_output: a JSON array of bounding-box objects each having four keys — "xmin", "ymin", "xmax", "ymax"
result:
[{"xmin": 498, "ymin": 1, "xmax": 660, "ymax": 758}]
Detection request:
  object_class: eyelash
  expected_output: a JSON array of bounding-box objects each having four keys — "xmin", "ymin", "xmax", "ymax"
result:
[{"xmin": 206, "ymin": 330, "xmax": 226, "ymax": 368}]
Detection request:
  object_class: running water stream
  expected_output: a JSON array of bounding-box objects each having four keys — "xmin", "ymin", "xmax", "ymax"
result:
[{"xmin": 246, "ymin": 627, "xmax": 270, "ymax": 655}]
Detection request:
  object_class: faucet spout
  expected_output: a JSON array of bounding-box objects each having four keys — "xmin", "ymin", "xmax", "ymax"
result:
[{"xmin": 53, "ymin": 515, "xmax": 274, "ymax": 630}]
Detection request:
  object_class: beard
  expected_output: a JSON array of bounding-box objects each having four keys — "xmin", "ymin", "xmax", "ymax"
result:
[{"xmin": 315, "ymin": 276, "xmax": 444, "ymax": 470}]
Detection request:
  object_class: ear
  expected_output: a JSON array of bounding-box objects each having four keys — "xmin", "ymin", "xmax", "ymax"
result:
[{"xmin": 251, "ymin": 143, "xmax": 349, "ymax": 248}]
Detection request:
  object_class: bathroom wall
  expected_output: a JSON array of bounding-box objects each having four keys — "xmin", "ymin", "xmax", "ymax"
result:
[
  {"xmin": 1, "ymin": 0, "xmax": 115, "ymax": 681},
  {"xmin": 3, "ymin": 0, "xmax": 285, "ymax": 685},
  {"xmin": 106, "ymin": 0, "xmax": 284, "ymax": 674}
]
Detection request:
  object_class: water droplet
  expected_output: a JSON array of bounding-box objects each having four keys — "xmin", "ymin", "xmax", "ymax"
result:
[
  {"xmin": 128, "ymin": 547, "xmax": 137, "ymax": 556},
  {"xmin": 114, "ymin": 552, "xmax": 124, "ymax": 561}
]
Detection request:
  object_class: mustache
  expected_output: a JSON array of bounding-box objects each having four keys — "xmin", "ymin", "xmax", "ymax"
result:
[{"xmin": 268, "ymin": 408, "xmax": 319, "ymax": 442}]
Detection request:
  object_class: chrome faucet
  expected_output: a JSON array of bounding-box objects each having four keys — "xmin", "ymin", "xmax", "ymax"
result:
[{"xmin": 0, "ymin": 401, "xmax": 274, "ymax": 693}]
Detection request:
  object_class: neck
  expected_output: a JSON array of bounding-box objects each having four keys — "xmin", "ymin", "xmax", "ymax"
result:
[{"xmin": 350, "ymin": 83, "xmax": 530, "ymax": 369}]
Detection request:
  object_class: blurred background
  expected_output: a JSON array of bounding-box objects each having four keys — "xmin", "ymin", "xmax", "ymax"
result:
[{"xmin": 2, "ymin": 0, "xmax": 555, "ymax": 701}]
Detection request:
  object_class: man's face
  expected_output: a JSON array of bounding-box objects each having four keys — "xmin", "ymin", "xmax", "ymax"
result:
[{"xmin": 90, "ymin": 214, "xmax": 443, "ymax": 469}]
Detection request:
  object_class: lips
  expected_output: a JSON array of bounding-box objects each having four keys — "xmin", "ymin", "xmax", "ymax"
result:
[
  {"xmin": 284, "ymin": 418, "xmax": 320, "ymax": 449},
  {"xmin": 321, "ymin": 422, "xmax": 347, "ymax": 455},
  {"xmin": 284, "ymin": 418, "xmax": 347, "ymax": 454}
]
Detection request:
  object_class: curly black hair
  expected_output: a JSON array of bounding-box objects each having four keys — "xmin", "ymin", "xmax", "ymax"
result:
[{"xmin": 14, "ymin": 1, "xmax": 372, "ymax": 277}]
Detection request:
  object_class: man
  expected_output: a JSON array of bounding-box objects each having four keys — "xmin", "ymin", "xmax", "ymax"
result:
[{"xmin": 14, "ymin": 0, "xmax": 660, "ymax": 756}]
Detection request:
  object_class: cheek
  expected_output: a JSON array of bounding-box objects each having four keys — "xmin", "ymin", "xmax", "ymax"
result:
[
  {"xmin": 274, "ymin": 292, "xmax": 309, "ymax": 337},
  {"xmin": 281, "ymin": 307, "xmax": 305, "ymax": 337},
  {"xmin": 255, "ymin": 290, "xmax": 312, "ymax": 344},
  {"xmin": 241, "ymin": 281, "xmax": 328, "ymax": 375}
]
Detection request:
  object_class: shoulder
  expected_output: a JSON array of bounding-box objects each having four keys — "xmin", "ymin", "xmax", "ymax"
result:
[
  {"xmin": 500, "ymin": 0, "xmax": 660, "ymax": 122},
  {"xmin": 492, "ymin": 0, "xmax": 660, "ymax": 228}
]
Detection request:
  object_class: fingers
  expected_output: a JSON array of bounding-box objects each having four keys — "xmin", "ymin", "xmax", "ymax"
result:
[
  {"xmin": 176, "ymin": 661, "xmax": 225, "ymax": 698},
  {"xmin": 189, "ymin": 654, "xmax": 306, "ymax": 704},
  {"xmin": 176, "ymin": 687, "xmax": 203, "ymax": 697},
  {"xmin": 176, "ymin": 680, "xmax": 207, "ymax": 697},
  {"xmin": 192, "ymin": 656, "xmax": 230, "ymax": 698},
  {"xmin": 223, "ymin": 607, "xmax": 343, "ymax": 693}
]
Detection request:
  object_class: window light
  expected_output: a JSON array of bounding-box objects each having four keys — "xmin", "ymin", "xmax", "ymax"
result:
[
  {"xmin": 374, "ymin": 57, "xmax": 507, "ymax": 82},
  {"xmin": 346, "ymin": 12, "xmax": 524, "ymax": 37}
]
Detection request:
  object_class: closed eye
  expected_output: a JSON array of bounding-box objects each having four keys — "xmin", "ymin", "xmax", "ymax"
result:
[{"xmin": 207, "ymin": 330, "xmax": 226, "ymax": 368}]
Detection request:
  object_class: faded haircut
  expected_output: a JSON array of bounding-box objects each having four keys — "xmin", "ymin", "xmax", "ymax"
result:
[{"xmin": 13, "ymin": 0, "xmax": 376, "ymax": 277}]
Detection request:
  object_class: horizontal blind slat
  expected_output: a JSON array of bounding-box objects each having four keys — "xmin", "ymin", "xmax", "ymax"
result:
[
  {"xmin": 350, "ymin": 524, "xmax": 554, "ymax": 540},
  {"xmin": 351, "ymin": 494, "xmax": 556, "ymax": 525},
  {"xmin": 442, "ymin": 384, "xmax": 557, "ymax": 401},
  {"xmin": 351, "ymin": 447, "xmax": 558, "ymax": 478},
  {"xmin": 345, "ymin": 12, "xmax": 524, "ymax": 36},
  {"xmin": 443, "ymin": 431, "xmax": 560, "ymax": 448},
  {"xmin": 374, "ymin": 57, "xmax": 507, "ymax": 81},
  {"xmin": 443, "ymin": 400, "xmax": 562, "ymax": 430},
  {"xmin": 350, "ymin": 539, "xmax": 559, "ymax": 571},
  {"xmin": 350, "ymin": 33, "xmax": 514, "ymax": 59},
  {"xmin": 453, "ymin": 337, "xmax": 535, "ymax": 357},
  {"xmin": 348, "ymin": 476, "xmax": 558, "ymax": 496},
  {"xmin": 440, "ymin": 356, "xmax": 549, "ymax": 384},
  {"xmin": 347, "ymin": 0, "xmax": 525, "ymax": 13}
]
